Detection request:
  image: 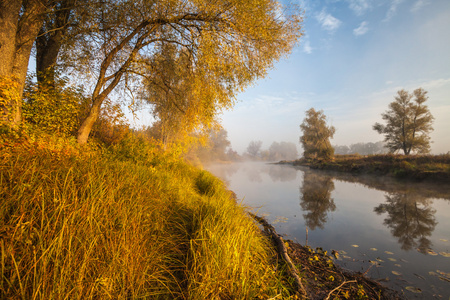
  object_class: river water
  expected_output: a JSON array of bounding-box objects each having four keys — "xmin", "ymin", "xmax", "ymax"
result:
[{"xmin": 206, "ymin": 162, "xmax": 450, "ymax": 299}]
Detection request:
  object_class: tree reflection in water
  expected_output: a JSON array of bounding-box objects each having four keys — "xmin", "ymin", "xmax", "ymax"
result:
[
  {"xmin": 374, "ymin": 193, "xmax": 437, "ymax": 253},
  {"xmin": 299, "ymin": 171, "xmax": 336, "ymax": 230}
]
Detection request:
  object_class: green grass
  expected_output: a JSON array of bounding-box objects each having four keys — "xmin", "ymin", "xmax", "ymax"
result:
[{"xmin": 0, "ymin": 133, "xmax": 290, "ymax": 299}]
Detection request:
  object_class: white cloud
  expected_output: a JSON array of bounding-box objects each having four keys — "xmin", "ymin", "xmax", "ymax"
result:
[
  {"xmin": 411, "ymin": 0, "xmax": 431, "ymax": 12},
  {"xmin": 353, "ymin": 21, "xmax": 369, "ymax": 36},
  {"xmin": 347, "ymin": 0, "xmax": 372, "ymax": 16},
  {"xmin": 384, "ymin": 0, "xmax": 405, "ymax": 21},
  {"xmin": 303, "ymin": 40, "xmax": 313, "ymax": 54},
  {"xmin": 316, "ymin": 9, "xmax": 342, "ymax": 33}
]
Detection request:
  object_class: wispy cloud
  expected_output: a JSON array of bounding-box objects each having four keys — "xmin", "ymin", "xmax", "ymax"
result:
[
  {"xmin": 316, "ymin": 9, "xmax": 342, "ymax": 33},
  {"xmin": 353, "ymin": 21, "xmax": 369, "ymax": 36},
  {"xmin": 347, "ymin": 0, "xmax": 372, "ymax": 16},
  {"xmin": 384, "ymin": 0, "xmax": 405, "ymax": 21},
  {"xmin": 303, "ymin": 40, "xmax": 313, "ymax": 54},
  {"xmin": 411, "ymin": 0, "xmax": 431, "ymax": 12}
]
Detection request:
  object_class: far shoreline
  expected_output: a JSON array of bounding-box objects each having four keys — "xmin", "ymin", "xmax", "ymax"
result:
[{"xmin": 276, "ymin": 154, "xmax": 450, "ymax": 184}]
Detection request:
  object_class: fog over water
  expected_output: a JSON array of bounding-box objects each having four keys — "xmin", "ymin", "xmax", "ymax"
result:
[{"xmin": 207, "ymin": 162, "xmax": 450, "ymax": 299}]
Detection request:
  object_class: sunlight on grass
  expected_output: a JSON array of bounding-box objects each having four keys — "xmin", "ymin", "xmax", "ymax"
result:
[{"xmin": 0, "ymin": 133, "xmax": 291, "ymax": 299}]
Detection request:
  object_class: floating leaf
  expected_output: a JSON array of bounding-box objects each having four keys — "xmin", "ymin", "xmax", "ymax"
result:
[
  {"xmin": 340, "ymin": 250, "xmax": 347, "ymax": 255},
  {"xmin": 438, "ymin": 276, "xmax": 450, "ymax": 282},
  {"xmin": 377, "ymin": 258, "xmax": 384, "ymax": 262},
  {"xmin": 439, "ymin": 251, "xmax": 450, "ymax": 258},
  {"xmin": 388, "ymin": 258, "xmax": 397, "ymax": 262},
  {"xmin": 429, "ymin": 271, "xmax": 437, "ymax": 276},
  {"xmin": 351, "ymin": 244, "xmax": 359, "ymax": 248},
  {"xmin": 331, "ymin": 250, "xmax": 339, "ymax": 259},
  {"xmin": 343, "ymin": 255, "xmax": 351, "ymax": 259},
  {"xmin": 405, "ymin": 286, "xmax": 422, "ymax": 293},
  {"xmin": 439, "ymin": 239, "xmax": 448, "ymax": 242},
  {"xmin": 436, "ymin": 270, "xmax": 450, "ymax": 278},
  {"xmin": 426, "ymin": 249, "xmax": 438, "ymax": 256},
  {"xmin": 391, "ymin": 271, "xmax": 402, "ymax": 276},
  {"xmin": 369, "ymin": 248, "xmax": 377, "ymax": 251},
  {"xmin": 413, "ymin": 273, "xmax": 425, "ymax": 280},
  {"xmin": 384, "ymin": 251, "xmax": 394, "ymax": 255},
  {"xmin": 394, "ymin": 264, "xmax": 401, "ymax": 268},
  {"xmin": 369, "ymin": 260, "xmax": 379, "ymax": 265},
  {"xmin": 400, "ymin": 258, "xmax": 408, "ymax": 263}
]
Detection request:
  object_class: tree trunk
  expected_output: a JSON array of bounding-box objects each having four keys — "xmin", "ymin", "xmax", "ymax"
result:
[
  {"xmin": 36, "ymin": 0, "xmax": 74, "ymax": 85},
  {"xmin": 0, "ymin": 0, "xmax": 46, "ymax": 127},
  {"xmin": 77, "ymin": 97, "xmax": 104, "ymax": 144}
]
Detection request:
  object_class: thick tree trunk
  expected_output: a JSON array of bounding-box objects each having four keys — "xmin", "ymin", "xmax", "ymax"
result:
[
  {"xmin": 77, "ymin": 96, "xmax": 105, "ymax": 144},
  {"xmin": 0, "ymin": 0, "xmax": 46, "ymax": 127},
  {"xmin": 36, "ymin": 0, "xmax": 74, "ymax": 85}
]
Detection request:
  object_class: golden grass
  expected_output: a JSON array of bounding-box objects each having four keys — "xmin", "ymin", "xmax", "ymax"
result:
[{"xmin": 0, "ymin": 133, "xmax": 290, "ymax": 299}]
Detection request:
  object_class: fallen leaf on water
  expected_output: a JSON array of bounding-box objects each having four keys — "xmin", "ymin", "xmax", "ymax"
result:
[
  {"xmin": 392, "ymin": 271, "xmax": 401, "ymax": 276},
  {"xmin": 400, "ymin": 258, "xmax": 408, "ymax": 263},
  {"xmin": 340, "ymin": 250, "xmax": 347, "ymax": 255},
  {"xmin": 439, "ymin": 251, "xmax": 450, "ymax": 258},
  {"xmin": 439, "ymin": 239, "xmax": 448, "ymax": 242},
  {"xmin": 343, "ymin": 255, "xmax": 351, "ymax": 259},
  {"xmin": 394, "ymin": 264, "xmax": 401, "ymax": 268},
  {"xmin": 405, "ymin": 286, "xmax": 422, "ymax": 293},
  {"xmin": 426, "ymin": 249, "xmax": 438, "ymax": 256},
  {"xmin": 388, "ymin": 258, "xmax": 397, "ymax": 262},
  {"xmin": 436, "ymin": 270, "xmax": 450, "ymax": 278},
  {"xmin": 384, "ymin": 251, "xmax": 394, "ymax": 255},
  {"xmin": 438, "ymin": 276, "xmax": 450, "ymax": 282},
  {"xmin": 377, "ymin": 258, "xmax": 384, "ymax": 262},
  {"xmin": 351, "ymin": 244, "xmax": 359, "ymax": 248},
  {"xmin": 369, "ymin": 248, "xmax": 377, "ymax": 251},
  {"xmin": 428, "ymin": 271, "xmax": 437, "ymax": 276},
  {"xmin": 413, "ymin": 273, "xmax": 425, "ymax": 280}
]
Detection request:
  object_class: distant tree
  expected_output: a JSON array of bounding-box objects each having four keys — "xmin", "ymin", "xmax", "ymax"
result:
[
  {"xmin": 373, "ymin": 88, "xmax": 434, "ymax": 155},
  {"xmin": 247, "ymin": 140, "xmax": 263, "ymax": 158},
  {"xmin": 268, "ymin": 141, "xmax": 298, "ymax": 161},
  {"xmin": 299, "ymin": 108, "xmax": 335, "ymax": 161},
  {"xmin": 333, "ymin": 145, "xmax": 350, "ymax": 155}
]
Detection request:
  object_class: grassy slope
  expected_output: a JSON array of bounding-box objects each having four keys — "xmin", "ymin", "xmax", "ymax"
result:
[{"xmin": 0, "ymin": 134, "xmax": 288, "ymax": 299}]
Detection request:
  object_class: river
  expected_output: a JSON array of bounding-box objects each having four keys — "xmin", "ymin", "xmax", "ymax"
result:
[{"xmin": 206, "ymin": 162, "xmax": 450, "ymax": 299}]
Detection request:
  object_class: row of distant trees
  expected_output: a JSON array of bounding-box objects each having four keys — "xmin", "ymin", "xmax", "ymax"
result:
[
  {"xmin": 299, "ymin": 88, "xmax": 434, "ymax": 161},
  {"xmin": 333, "ymin": 142, "xmax": 388, "ymax": 155},
  {"xmin": 245, "ymin": 141, "xmax": 299, "ymax": 161}
]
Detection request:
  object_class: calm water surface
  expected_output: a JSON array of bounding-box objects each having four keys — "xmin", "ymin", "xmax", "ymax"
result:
[{"xmin": 207, "ymin": 162, "xmax": 450, "ymax": 299}]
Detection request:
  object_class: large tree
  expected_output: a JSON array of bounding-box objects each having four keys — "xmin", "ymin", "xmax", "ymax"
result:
[
  {"xmin": 299, "ymin": 108, "xmax": 335, "ymax": 161},
  {"xmin": 0, "ymin": 0, "xmax": 48, "ymax": 126},
  {"xmin": 66, "ymin": 0, "xmax": 303, "ymax": 144},
  {"xmin": 373, "ymin": 88, "xmax": 434, "ymax": 155}
]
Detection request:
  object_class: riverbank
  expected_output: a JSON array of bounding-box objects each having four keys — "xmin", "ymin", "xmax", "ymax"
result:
[
  {"xmin": 287, "ymin": 154, "xmax": 450, "ymax": 182},
  {"xmin": 1, "ymin": 132, "xmax": 405, "ymax": 299}
]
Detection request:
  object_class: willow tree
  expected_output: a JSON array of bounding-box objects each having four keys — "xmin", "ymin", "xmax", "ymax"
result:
[
  {"xmin": 299, "ymin": 108, "xmax": 335, "ymax": 161},
  {"xmin": 373, "ymin": 88, "xmax": 434, "ymax": 155},
  {"xmin": 0, "ymin": 0, "xmax": 47, "ymax": 126},
  {"xmin": 66, "ymin": 0, "xmax": 303, "ymax": 144}
]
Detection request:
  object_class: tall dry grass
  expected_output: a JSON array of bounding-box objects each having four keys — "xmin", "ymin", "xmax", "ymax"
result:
[{"xmin": 0, "ymin": 133, "xmax": 290, "ymax": 299}]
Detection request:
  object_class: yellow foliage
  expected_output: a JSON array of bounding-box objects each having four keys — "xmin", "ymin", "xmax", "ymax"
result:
[
  {"xmin": 22, "ymin": 75, "xmax": 87, "ymax": 135},
  {"xmin": 0, "ymin": 76, "xmax": 21, "ymax": 125}
]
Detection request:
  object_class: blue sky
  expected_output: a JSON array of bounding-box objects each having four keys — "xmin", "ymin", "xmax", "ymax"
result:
[{"xmin": 216, "ymin": 0, "xmax": 450, "ymax": 154}]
